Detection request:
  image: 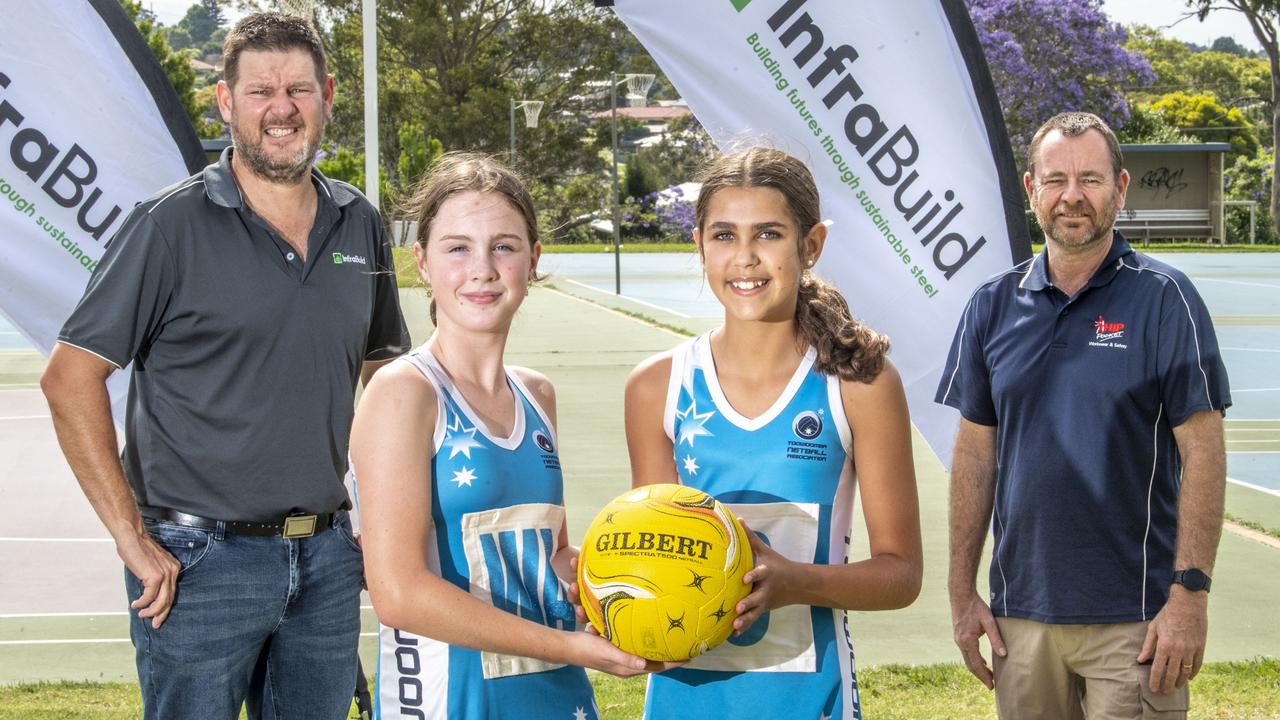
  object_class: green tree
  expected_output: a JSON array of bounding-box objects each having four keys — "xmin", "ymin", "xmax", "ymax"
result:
[
  {"xmin": 168, "ymin": 25, "xmax": 194, "ymax": 51},
  {"xmin": 1189, "ymin": 0, "xmax": 1280, "ymax": 235},
  {"xmin": 1149, "ymin": 90, "xmax": 1261, "ymax": 160},
  {"xmin": 536, "ymin": 171, "xmax": 611, "ymax": 243},
  {"xmin": 394, "ymin": 123, "xmax": 445, "ymax": 196},
  {"xmin": 201, "ymin": 0, "xmax": 225, "ymax": 27},
  {"xmin": 193, "ymin": 85, "xmax": 224, "ymax": 139},
  {"xmin": 119, "ymin": 0, "xmax": 212, "ymax": 135},
  {"xmin": 1115, "ymin": 104, "xmax": 1192, "ymax": 144},
  {"xmin": 316, "ymin": 147, "xmax": 394, "ymax": 204},
  {"xmin": 168, "ymin": 2, "xmax": 227, "ymax": 55},
  {"xmin": 633, "ymin": 115, "xmax": 718, "ymax": 189},
  {"xmin": 1126, "ymin": 24, "xmax": 1196, "ymax": 97},
  {"xmin": 1212, "ymin": 34, "xmax": 1258, "ymax": 56},
  {"xmin": 1126, "ymin": 26, "xmax": 1270, "ymax": 108},
  {"xmin": 623, "ymin": 153, "xmax": 658, "ymax": 201},
  {"xmin": 200, "ymin": 27, "xmax": 228, "ymax": 61},
  {"xmin": 178, "ymin": 1, "xmax": 221, "ymax": 47},
  {"xmin": 315, "ymin": 0, "xmax": 660, "ymax": 231},
  {"xmin": 1225, "ymin": 149, "xmax": 1277, "ymax": 242}
]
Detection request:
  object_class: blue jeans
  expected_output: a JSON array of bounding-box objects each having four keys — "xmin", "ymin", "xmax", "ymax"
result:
[{"xmin": 126, "ymin": 512, "xmax": 364, "ymax": 720}]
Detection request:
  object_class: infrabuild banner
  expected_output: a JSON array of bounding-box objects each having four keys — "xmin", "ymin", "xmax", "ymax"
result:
[
  {"xmin": 599, "ymin": 0, "xmax": 1031, "ymax": 466},
  {"xmin": 0, "ymin": 0, "xmax": 204, "ymax": 415}
]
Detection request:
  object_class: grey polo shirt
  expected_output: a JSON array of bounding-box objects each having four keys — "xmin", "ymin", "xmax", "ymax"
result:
[{"xmin": 59, "ymin": 148, "xmax": 410, "ymax": 521}]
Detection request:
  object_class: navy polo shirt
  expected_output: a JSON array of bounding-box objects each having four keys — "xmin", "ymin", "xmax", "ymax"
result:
[
  {"xmin": 935, "ymin": 232, "xmax": 1230, "ymax": 624},
  {"xmin": 59, "ymin": 148, "xmax": 410, "ymax": 522}
]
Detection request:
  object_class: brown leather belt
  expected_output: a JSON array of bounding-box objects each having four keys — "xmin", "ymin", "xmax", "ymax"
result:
[{"xmin": 139, "ymin": 506, "xmax": 337, "ymax": 539}]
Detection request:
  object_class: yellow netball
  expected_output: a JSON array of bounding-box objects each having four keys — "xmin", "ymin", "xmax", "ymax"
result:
[{"xmin": 577, "ymin": 483, "xmax": 753, "ymax": 662}]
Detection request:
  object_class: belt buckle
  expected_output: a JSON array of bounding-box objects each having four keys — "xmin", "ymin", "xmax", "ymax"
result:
[{"xmin": 282, "ymin": 515, "xmax": 317, "ymax": 539}]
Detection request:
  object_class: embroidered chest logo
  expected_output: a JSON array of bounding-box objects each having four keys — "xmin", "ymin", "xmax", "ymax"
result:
[
  {"xmin": 1094, "ymin": 315, "xmax": 1125, "ymax": 341},
  {"xmin": 1088, "ymin": 315, "xmax": 1129, "ymax": 350},
  {"xmin": 331, "ymin": 252, "xmax": 368, "ymax": 266}
]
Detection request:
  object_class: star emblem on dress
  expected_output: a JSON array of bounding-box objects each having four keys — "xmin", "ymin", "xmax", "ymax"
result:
[
  {"xmin": 572, "ymin": 707, "xmax": 588, "ymax": 720},
  {"xmin": 450, "ymin": 466, "xmax": 476, "ymax": 488},
  {"xmin": 676, "ymin": 400, "xmax": 715, "ymax": 447},
  {"xmin": 443, "ymin": 415, "xmax": 484, "ymax": 459},
  {"xmin": 682, "ymin": 455, "xmax": 699, "ymax": 475}
]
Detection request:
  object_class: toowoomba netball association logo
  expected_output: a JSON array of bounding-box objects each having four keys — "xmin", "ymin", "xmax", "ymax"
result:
[
  {"xmin": 532, "ymin": 429, "xmax": 555, "ymax": 454},
  {"xmin": 792, "ymin": 410, "xmax": 822, "ymax": 440}
]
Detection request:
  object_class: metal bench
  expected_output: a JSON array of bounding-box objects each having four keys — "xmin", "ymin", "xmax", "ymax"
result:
[{"xmin": 1114, "ymin": 208, "xmax": 1214, "ymax": 243}]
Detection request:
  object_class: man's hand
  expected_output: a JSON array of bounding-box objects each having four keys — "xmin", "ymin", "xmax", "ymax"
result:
[
  {"xmin": 1138, "ymin": 586, "xmax": 1208, "ymax": 693},
  {"xmin": 118, "ymin": 531, "xmax": 182, "ymax": 629},
  {"xmin": 43, "ymin": 344, "xmax": 182, "ymax": 627},
  {"xmin": 947, "ymin": 420, "xmax": 1001, "ymax": 688},
  {"xmin": 951, "ymin": 591, "xmax": 1006, "ymax": 689}
]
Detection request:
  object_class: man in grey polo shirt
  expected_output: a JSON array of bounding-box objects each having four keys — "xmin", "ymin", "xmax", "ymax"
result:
[{"xmin": 40, "ymin": 13, "xmax": 408, "ymax": 719}]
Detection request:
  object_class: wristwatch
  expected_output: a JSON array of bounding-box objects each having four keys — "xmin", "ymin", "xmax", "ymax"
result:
[{"xmin": 1172, "ymin": 568, "xmax": 1212, "ymax": 593}]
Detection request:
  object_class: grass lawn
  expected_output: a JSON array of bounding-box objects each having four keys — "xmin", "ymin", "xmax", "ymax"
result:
[
  {"xmin": 392, "ymin": 245, "xmax": 423, "ymax": 287},
  {"xmin": 1032, "ymin": 241, "xmax": 1280, "ymax": 253},
  {"xmin": 593, "ymin": 661, "xmax": 1280, "ymax": 719},
  {"xmin": 3, "ymin": 659, "xmax": 1275, "ymax": 719}
]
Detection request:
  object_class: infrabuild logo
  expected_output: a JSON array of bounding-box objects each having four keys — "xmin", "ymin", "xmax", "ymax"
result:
[{"xmin": 331, "ymin": 252, "xmax": 368, "ymax": 266}]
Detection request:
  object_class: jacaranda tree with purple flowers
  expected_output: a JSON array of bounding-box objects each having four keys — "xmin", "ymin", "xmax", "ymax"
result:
[
  {"xmin": 655, "ymin": 186, "xmax": 697, "ymax": 242},
  {"xmin": 967, "ymin": 0, "xmax": 1155, "ymax": 164}
]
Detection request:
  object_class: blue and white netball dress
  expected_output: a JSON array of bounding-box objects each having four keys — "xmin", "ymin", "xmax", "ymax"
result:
[
  {"xmin": 375, "ymin": 348, "xmax": 598, "ymax": 720},
  {"xmin": 648, "ymin": 333, "xmax": 860, "ymax": 720}
]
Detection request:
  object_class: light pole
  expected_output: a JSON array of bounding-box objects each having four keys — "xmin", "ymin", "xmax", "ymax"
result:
[
  {"xmin": 362, "ymin": 0, "xmax": 378, "ymax": 209},
  {"xmin": 509, "ymin": 99, "xmax": 544, "ymax": 166},
  {"xmin": 609, "ymin": 72, "xmax": 655, "ymax": 295}
]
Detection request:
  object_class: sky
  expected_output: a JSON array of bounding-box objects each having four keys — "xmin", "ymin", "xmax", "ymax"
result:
[
  {"xmin": 1103, "ymin": 0, "xmax": 1263, "ymax": 51},
  {"xmin": 142, "ymin": 0, "xmax": 249, "ymax": 26},
  {"xmin": 141, "ymin": 0, "xmax": 1265, "ymax": 53}
]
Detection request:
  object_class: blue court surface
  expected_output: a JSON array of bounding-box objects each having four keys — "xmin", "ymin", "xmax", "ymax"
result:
[
  {"xmin": 546, "ymin": 250, "xmax": 1280, "ymax": 495},
  {"xmin": 539, "ymin": 252, "xmax": 721, "ymax": 319}
]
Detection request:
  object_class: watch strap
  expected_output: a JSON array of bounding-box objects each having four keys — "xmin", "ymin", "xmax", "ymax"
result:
[{"xmin": 1172, "ymin": 568, "xmax": 1212, "ymax": 593}]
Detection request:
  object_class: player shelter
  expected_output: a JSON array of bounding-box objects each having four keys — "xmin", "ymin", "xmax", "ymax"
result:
[{"xmin": 1114, "ymin": 142, "xmax": 1234, "ymax": 244}]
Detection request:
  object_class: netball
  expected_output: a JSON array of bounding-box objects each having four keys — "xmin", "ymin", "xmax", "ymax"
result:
[{"xmin": 577, "ymin": 484, "xmax": 754, "ymax": 662}]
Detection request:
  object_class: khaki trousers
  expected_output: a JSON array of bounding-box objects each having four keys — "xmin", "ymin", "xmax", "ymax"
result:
[{"xmin": 992, "ymin": 617, "xmax": 1189, "ymax": 720}]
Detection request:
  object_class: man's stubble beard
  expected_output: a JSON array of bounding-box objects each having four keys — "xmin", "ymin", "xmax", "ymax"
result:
[
  {"xmin": 231, "ymin": 115, "xmax": 325, "ymax": 185},
  {"xmin": 1036, "ymin": 189, "xmax": 1122, "ymax": 251}
]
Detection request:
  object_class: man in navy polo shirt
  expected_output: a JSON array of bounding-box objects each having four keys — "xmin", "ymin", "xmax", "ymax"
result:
[
  {"xmin": 40, "ymin": 13, "xmax": 409, "ymax": 719},
  {"xmin": 937, "ymin": 112, "xmax": 1229, "ymax": 719}
]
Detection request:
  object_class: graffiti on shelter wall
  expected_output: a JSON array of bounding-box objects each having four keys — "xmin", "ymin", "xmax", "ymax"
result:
[{"xmin": 1138, "ymin": 167, "xmax": 1189, "ymax": 200}]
